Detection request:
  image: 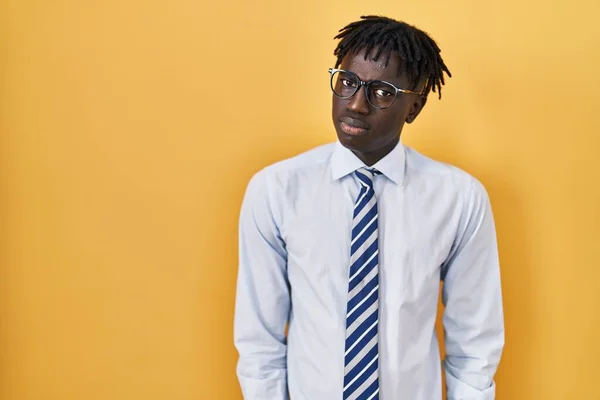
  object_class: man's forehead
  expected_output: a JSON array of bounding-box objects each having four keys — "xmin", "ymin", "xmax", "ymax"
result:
[{"xmin": 341, "ymin": 50, "xmax": 403, "ymax": 76}]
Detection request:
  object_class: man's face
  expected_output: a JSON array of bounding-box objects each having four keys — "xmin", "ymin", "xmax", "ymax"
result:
[{"xmin": 332, "ymin": 49, "xmax": 426, "ymax": 164}]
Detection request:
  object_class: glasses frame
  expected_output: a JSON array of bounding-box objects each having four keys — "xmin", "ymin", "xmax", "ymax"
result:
[{"xmin": 328, "ymin": 68, "xmax": 424, "ymax": 109}]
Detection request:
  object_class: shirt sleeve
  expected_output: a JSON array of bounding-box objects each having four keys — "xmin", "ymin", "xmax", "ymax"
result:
[
  {"xmin": 233, "ymin": 170, "xmax": 290, "ymax": 400},
  {"xmin": 441, "ymin": 177, "xmax": 505, "ymax": 400}
]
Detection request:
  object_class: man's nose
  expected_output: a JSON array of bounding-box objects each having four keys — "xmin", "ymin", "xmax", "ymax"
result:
[{"xmin": 346, "ymin": 87, "xmax": 370, "ymax": 115}]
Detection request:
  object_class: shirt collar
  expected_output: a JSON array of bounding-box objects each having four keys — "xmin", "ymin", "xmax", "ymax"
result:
[{"xmin": 331, "ymin": 140, "xmax": 406, "ymax": 185}]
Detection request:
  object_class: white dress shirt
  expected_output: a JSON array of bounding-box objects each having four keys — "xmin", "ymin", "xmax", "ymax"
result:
[{"xmin": 234, "ymin": 140, "xmax": 504, "ymax": 400}]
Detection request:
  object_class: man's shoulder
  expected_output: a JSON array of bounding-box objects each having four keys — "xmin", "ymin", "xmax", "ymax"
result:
[
  {"xmin": 246, "ymin": 142, "xmax": 335, "ymax": 193},
  {"xmin": 405, "ymin": 146, "xmax": 488, "ymax": 195},
  {"xmin": 257, "ymin": 142, "xmax": 335, "ymax": 179}
]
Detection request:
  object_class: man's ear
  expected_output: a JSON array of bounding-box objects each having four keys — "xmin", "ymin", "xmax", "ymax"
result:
[{"xmin": 405, "ymin": 95, "xmax": 428, "ymax": 124}]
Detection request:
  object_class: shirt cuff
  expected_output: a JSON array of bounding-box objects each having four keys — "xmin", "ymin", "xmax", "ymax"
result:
[
  {"xmin": 238, "ymin": 375, "xmax": 289, "ymax": 400},
  {"xmin": 446, "ymin": 371, "xmax": 495, "ymax": 400}
]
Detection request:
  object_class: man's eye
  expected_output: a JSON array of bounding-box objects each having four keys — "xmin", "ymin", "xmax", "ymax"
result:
[
  {"xmin": 341, "ymin": 79, "xmax": 356, "ymax": 87},
  {"xmin": 374, "ymin": 89, "xmax": 393, "ymax": 98}
]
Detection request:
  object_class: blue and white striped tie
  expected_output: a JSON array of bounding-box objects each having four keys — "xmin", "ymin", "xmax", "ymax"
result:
[{"xmin": 343, "ymin": 167, "xmax": 381, "ymax": 400}]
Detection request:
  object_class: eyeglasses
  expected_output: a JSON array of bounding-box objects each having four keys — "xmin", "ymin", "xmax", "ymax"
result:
[{"xmin": 328, "ymin": 68, "xmax": 423, "ymax": 110}]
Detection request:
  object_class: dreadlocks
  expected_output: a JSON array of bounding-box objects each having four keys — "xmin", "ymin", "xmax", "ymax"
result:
[{"xmin": 334, "ymin": 15, "xmax": 451, "ymax": 99}]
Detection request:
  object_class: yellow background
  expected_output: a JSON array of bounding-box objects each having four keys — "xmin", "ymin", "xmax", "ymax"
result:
[{"xmin": 1, "ymin": 0, "xmax": 599, "ymax": 399}]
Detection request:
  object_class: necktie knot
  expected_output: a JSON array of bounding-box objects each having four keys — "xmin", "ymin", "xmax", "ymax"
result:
[{"xmin": 355, "ymin": 167, "xmax": 380, "ymax": 188}]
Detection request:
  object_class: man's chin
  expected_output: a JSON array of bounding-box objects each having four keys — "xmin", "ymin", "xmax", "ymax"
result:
[{"xmin": 336, "ymin": 134, "xmax": 369, "ymax": 154}]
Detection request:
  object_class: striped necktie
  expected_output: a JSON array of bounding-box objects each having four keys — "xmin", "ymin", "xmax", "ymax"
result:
[{"xmin": 343, "ymin": 167, "xmax": 381, "ymax": 400}]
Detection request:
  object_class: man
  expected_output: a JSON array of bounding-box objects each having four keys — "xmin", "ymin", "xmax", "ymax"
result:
[{"xmin": 234, "ymin": 15, "xmax": 504, "ymax": 400}]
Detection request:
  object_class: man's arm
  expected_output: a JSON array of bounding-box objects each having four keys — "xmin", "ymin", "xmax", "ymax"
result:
[
  {"xmin": 441, "ymin": 178, "xmax": 505, "ymax": 400},
  {"xmin": 234, "ymin": 170, "xmax": 290, "ymax": 400}
]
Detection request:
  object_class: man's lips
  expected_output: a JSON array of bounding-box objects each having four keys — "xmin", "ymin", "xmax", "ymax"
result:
[{"xmin": 339, "ymin": 117, "xmax": 370, "ymax": 136}]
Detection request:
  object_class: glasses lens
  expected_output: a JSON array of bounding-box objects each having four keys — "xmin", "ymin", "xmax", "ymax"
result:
[
  {"xmin": 331, "ymin": 70, "xmax": 359, "ymax": 98},
  {"xmin": 367, "ymin": 81, "xmax": 397, "ymax": 109}
]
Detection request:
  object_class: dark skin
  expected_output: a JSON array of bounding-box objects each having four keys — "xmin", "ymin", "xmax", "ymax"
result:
[{"xmin": 332, "ymin": 49, "xmax": 428, "ymax": 166}]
